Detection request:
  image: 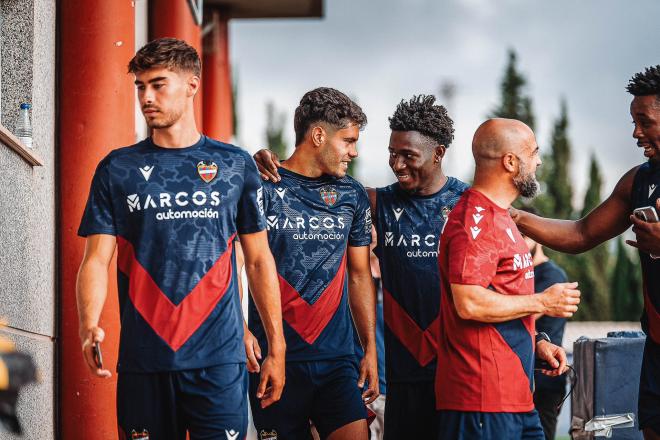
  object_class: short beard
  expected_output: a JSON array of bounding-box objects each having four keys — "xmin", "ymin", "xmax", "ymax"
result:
[
  {"xmin": 145, "ymin": 108, "xmax": 183, "ymax": 129},
  {"xmin": 513, "ymin": 163, "xmax": 539, "ymax": 198}
]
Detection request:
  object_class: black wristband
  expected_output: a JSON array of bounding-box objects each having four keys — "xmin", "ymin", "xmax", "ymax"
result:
[{"xmin": 535, "ymin": 332, "xmax": 551, "ymax": 345}]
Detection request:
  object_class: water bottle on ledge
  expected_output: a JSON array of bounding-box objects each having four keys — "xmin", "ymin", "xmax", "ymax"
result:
[{"xmin": 15, "ymin": 103, "xmax": 32, "ymax": 148}]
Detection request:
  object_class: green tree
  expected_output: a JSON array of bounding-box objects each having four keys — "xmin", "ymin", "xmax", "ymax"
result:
[
  {"xmin": 534, "ymin": 99, "xmax": 574, "ymax": 219},
  {"xmin": 572, "ymin": 155, "xmax": 611, "ymax": 320},
  {"xmin": 489, "ymin": 49, "xmax": 535, "ymax": 130},
  {"xmin": 265, "ymin": 101, "xmax": 288, "ymax": 159},
  {"xmin": 610, "ymin": 238, "xmax": 644, "ymax": 321}
]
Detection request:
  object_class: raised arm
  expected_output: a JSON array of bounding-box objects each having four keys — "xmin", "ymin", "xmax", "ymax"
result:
[
  {"xmin": 239, "ymin": 230, "xmax": 286, "ymax": 408},
  {"xmin": 347, "ymin": 244, "xmax": 379, "ymax": 404},
  {"xmin": 76, "ymin": 234, "xmax": 116, "ymax": 378},
  {"xmin": 511, "ymin": 166, "xmax": 638, "ymax": 253},
  {"xmin": 451, "ymin": 281, "xmax": 580, "ymax": 323}
]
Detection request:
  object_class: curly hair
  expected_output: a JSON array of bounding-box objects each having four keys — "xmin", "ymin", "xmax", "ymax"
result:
[
  {"xmin": 626, "ymin": 65, "xmax": 660, "ymax": 97},
  {"xmin": 389, "ymin": 95, "xmax": 454, "ymax": 147},
  {"xmin": 128, "ymin": 38, "xmax": 201, "ymax": 77},
  {"xmin": 294, "ymin": 87, "xmax": 367, "ymax": 146}
]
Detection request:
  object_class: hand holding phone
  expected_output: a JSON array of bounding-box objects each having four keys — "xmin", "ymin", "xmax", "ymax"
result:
[
  {"xmin": 633, "ymin": 206, "xmax": 660, "ymax": 258},
  {"xmin": 92, "ymin": 341, "xmax": 103, "ymax": 369}
]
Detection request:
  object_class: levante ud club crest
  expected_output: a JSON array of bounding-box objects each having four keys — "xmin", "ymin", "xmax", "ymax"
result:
[
  {"xmin": 197, "ymin": 160, "xmax": 218, "ymax": 183},
  {"xmin": 319, "ymin": 185, "xmax": 338, "ymax": 206}
]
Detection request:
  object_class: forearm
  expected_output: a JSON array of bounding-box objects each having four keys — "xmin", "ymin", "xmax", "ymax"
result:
[
  {"xmin": 76, "ymin": 259, "xmax": 109, "ymax": 337},
  {"xmin": 453, "ymin": 284, "xmax": 544, "ymax": 323},
  {"xmin": 245, "ymin": 255, "xmax": 285, "ymax": 355},
  {"xmin": 516, "ymin": 214, "xmax": 589, "ymax": 254},
  {"xmin": 348, "ymin": 273, "xmax": 377, "ymax": 352}
]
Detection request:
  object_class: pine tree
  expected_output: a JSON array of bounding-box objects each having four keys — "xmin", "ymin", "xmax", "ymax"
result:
[
  {"xmin": 610, "ymin": 238, "xmax": 644, "ymax": 321},
  {"xmin": 490, "ymin": 49, "xmax": 535, "ymax": 130},
  {"xmin": 574, "ymin": 156, "xmax": 611, "ymax": 320},
  {"xmin": 265, "ymin": 101, "xmax": 288, "ymax": 159},
  {"xmin": 543, "ymin": 99, "xmax": 574, "ymax": 219}
]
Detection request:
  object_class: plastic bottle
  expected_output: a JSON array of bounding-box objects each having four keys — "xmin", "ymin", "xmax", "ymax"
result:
[{"xmin": 15, "ymin": 103, "xmax": 33, "ymax": 148}]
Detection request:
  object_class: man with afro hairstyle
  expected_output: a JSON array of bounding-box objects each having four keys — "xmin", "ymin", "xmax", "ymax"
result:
[
  {"xmin": 254, "ymin": 94, "xmax": 469, "ymax": 439},
  {"xmin": 511, "ymin": 65, "xmax": 660, "ymax": 440}
]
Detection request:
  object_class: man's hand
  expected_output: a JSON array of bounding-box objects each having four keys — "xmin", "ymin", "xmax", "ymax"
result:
[
  {"xmin": 627, "ymin": 199, "xmax": 660, "ymax": 255},
  {"xmin": 539, "ymin": 282, "xmax": 580, "ymax": 318},
  {"xmin": 255, "ymin": 351, "xmax": 285, "ymax": 409},
  {"xmin": 80, "ymin": 326, "xmax": 111, "ymax": 378},
  {"xmin": 243, "ymin": 323, "xmax": 262, "ymax": 373},
  {"xmin": 508, "ymin": 206, "xmax": 522, "ymax": 224},
  {"xmin": 358, "ymin": 348, "xmax": 379, "ymax": 405},
  {"xmin": 253, "ymin": 149, "xmax": 282, "ymax": 182},
  {"xmin": 536, "ymin": 340, "xmax": 568, "ymax": 376}
]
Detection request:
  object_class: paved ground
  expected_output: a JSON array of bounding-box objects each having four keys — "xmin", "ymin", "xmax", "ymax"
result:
[{"xmin": 245, "ymin": 321, "xmax": 644, "ymax": 440}]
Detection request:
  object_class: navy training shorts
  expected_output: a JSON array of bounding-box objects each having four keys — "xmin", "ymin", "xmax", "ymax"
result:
[
  {"xmin": 117, "ymin": 363, "xmax": 247, "ymax": 440},
  {"xmin": 249, "ymin": 358, "xmax": 367, "ymax": 440}
]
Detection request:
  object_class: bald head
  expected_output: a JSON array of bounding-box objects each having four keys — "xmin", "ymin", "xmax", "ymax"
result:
[{"xmin": 472, "ymin": 118, "xmax": 535, "ymax": 165}]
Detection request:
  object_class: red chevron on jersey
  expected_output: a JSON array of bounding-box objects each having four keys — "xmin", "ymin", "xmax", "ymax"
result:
[
  {"xmin": 116, "ymin": 234, "xmax": 235, "ymax": 351},
  {"xmin": 644, "ymin": 284, "xmax": 660, "ymax": 344},
  {"xmin": 279, "ymin": 253, "xmax": 347, "ymax": 344},
  {"xmin": 383, "ymin": 288, "xmax": 438, "ymax": 366}
]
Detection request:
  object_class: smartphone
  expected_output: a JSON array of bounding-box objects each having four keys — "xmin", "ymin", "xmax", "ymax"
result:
[
  {"xmin": 633, "ymin": 206, "xmax": 659, "ymax": 223},
  {"xmin": 92, "ymin": 341, "xmax": 103, "ymax": 369},
  {"xmin": 633, "ymin": 206, "xmax": 660, "ymax": 259}
]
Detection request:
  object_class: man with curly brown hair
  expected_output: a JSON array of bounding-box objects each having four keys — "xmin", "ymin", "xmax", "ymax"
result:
[{"xmin": 246, "ymin": 87, "xmax": 379, "ymax": 440}]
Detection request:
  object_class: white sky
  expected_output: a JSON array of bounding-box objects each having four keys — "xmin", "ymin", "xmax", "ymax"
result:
[{"xmin": 230, "ymin": 0, "xmax": 660, "ymax": 209}]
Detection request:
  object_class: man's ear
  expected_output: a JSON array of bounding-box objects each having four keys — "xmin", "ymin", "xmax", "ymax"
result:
[
  {"xmin": 187, "ymin": 74, "xmax": 201, "ymax": 98},
  {"xmin": 502, "ymin": 152, "xmax": 518, "ymax": 173},
  {"xmin": 311, "ymin": 125, "xmax": 326, "ymax": 147},
  {"xmin": 434, "ymin": 144, "xmax": 446, "ymax": 162}
]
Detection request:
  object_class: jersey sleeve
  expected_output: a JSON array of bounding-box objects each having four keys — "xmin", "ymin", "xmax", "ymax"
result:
[
  {"xmin": 349, "ymin": 184, "xmax": 372, "ymax": 247},
  {"xmin": 446, "ymin": 219, "xmax": 498, "ymax": 288},
  {"xmin": 237, "ymin": 154, "xmax": 267, "ymax": 234},
  {"xmin": 78, "ymin": 159, "xmax": 117, "ymax": 237}
]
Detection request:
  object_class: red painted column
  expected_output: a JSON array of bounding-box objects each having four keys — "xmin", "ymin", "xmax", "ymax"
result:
[
  {"xmin": 150, "ymin": 0, "xmax": 204, "ymax": 131},
  {"xmin": 59, "ymin": 2, "xmax": 134, "ymax": 438},
  {"xmin": 203, "ymin": 9, "xmax": 233, "ymax": 142}
]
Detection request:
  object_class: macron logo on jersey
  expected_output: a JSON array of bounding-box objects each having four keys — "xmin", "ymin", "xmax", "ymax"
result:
[
  {"xmin": 506, "ymin": 228, "xmax": 516, "ymax": 243},
  {"xmin": 275, "ymin": 187, "xmax": 286, "ymax": 200},
  {"xmin": 225, "ymin": 429, "xmax": 239, "ymax": 440},
  {"xmin": 257, "ymin": 187, "xmax": 264, "ymax": 215},
  {"xmin": 470, "ymin": 226, "xmax": 481, "ymax": 239},
  {"xmin": 139, "ymin": 165, "xmax": 154, "ymax": 181},
  {"xmin": 650, "ymin": 184, "xmax": 657, "ymax": 198},
  {"xmin": 393, "ymin": 207, "xmax": 404, "ymax": 221},
  {"xmin": 472, "ymin": 213, "xmax": 484, "ymax": 224}
]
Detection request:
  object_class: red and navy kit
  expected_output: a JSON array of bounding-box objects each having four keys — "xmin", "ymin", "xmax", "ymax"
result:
[
  {"xmin": 374, "ymin": 178, "xmax": 467, "ymax": 439},
  {"xmin": 436, "ymin": 189, "xmax": 536, "ymax": 412},
  {"xmin": 248, "ymin": 168, "xmax": 371, "ymax": 439},
  {"xmin": 375, "ymin": 178, "xmax": 468, "ymax": 383},
  {"xmin": 248, "ymin": 167, "xmax": 372, "ymax": 359},
  {"xmin": 79, "ymin": 135, "xmax": 264, "ymax": 439},
  {"xmin": 247, "ymin": 167, "xmax": 371, "ymax": 439},
  {"xmin": 631, "ymin": 162, "xmax": 660, "ymax": 434}
]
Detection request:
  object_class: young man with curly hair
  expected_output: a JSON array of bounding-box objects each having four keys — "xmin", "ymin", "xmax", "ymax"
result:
[
  {"xmin": 255, "ymin": 95, "xmax": 468, "ymax": 438},
  {"xmin": 76, "ymin": 38, "xmax": 286, "ymax": 440},
  {"xmin": 246, "ymin": 87, "xmax": 379, "ymax": 440},
  {"xmin": 511, "ymin": 65, "xmax": 660, "ymax": 440}
]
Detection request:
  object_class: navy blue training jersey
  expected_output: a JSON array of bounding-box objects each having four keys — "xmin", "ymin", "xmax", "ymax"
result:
[
  {"xmin": 533, "ymin": 260, "xmax": 568, "ymax": 391},
  {"xmin": 374, "ymin": 178, "xmax": 468, "ymax": 384},
  {"xmin": 78, "ymin": 136, "xmax": 266, "ymax": 373},
  {"xmin": 248, "ymin": 167, "xmax": 372, "ymax": 361},
  {"xmin": 632, "ymin": 162, "xmax": 660, "ymax": 345}
]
